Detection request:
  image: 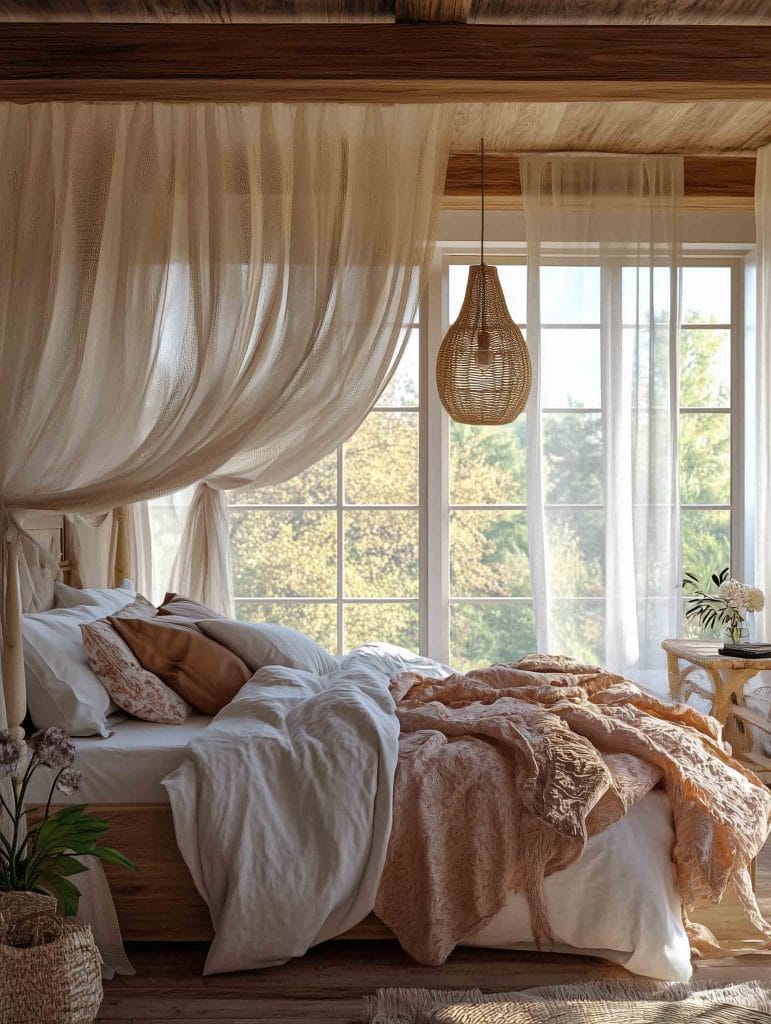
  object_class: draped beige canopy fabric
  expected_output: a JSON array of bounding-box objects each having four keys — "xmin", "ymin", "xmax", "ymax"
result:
[
  {"xmin": 0, "ymin": 100, "xmax": 452, "ymax": 724},
  {"xmin": 0, "ymin": 101, "xmax": 451, "ymax": 512}
]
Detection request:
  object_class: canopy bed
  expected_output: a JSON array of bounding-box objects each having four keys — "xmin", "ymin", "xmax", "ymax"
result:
[
  {"xmin": 3, "ymin": 96, "xmax": 771, "ymax": 984},
  {"xmin": 3, "ymin": 515, "xmax": 766, "ymax": 984}
]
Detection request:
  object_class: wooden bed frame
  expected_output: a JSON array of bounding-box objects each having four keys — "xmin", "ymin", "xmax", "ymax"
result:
[
  {"xmin": 94, "ymin": 804, "xmax": 390, "ymax": 942},
  {"xmin": 4, "ymin": 512, "xmax": 389, "ymax": 943}
]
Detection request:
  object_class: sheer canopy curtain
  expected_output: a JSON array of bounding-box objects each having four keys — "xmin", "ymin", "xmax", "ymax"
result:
[
  {"xmin": 0, "ymin": 101, "xmax": 451, "ymax": 706},
  {"xmin": 755, "ymin": 146, "xmax": 771, "ymax": 639},
  {"xmin": 521, "ymin": 155, "xmax": 683, "ymax": 684},
  {"xmin": 166, "ymin": 106, "xmax": 451, "ymax": 614}
]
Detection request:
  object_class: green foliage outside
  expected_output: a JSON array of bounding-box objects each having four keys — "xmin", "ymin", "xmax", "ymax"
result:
[{"xmin": 224, "ymin": 307, "xmax": 731, "ymax": 670}]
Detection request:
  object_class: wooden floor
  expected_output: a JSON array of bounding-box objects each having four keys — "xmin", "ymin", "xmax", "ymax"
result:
[{"xmin": 98, "ymin": 843, "xmax": 771, "ymax": 1024}]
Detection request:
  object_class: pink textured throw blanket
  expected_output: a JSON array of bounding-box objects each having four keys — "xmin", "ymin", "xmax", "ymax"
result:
[{"xmin": 374, "ymin": 655, "xmax": 771, "ymax": 965}]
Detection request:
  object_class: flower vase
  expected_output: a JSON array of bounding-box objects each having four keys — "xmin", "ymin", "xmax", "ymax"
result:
[{"xmin": 725, "ymin": 620, "xmax": 749, "ymax": 646}]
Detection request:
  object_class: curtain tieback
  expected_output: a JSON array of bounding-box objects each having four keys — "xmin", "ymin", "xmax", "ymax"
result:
[{"xmin": 0, "ymin": 503, "xmax": 24, "ymax": 547}]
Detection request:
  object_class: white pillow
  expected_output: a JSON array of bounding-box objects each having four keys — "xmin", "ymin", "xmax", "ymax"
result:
[
  {"xmin": 198, "ymin": 620, "xmax": 337, "ymax": 675},
  {"xmin": 23, "ymin": 604, "xmax": 119, "ymax": 737},
  {"xmin": 54, "ymin": 579, "xmax": 136, "ymax": 613}
]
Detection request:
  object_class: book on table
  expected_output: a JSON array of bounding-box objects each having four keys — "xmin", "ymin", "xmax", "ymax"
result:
[{"xmin": 718, "ymin": 643, "xmax": 771, "ymax": 659}]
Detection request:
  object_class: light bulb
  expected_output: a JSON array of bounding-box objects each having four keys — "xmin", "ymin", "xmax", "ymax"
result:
[{"xmin": 475, "ymin": 328, "xmax": 492, "ymax": 369}]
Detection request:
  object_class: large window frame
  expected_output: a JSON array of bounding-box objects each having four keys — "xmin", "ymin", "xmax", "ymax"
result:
[
  {"xmin": 423, "ymin": 241, "xmax": 748, "ymax": 667},
  {"xmin": 215, "ymin": 238, "xmax": 750, "ymax": 667},
  {"xmin": 227, "ymin": 325, "xmax": 421, "ymax": 657}
]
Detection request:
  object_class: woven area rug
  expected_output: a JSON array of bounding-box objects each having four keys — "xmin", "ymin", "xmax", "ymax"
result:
[{"xmin": 364, "ymin": 979, "xmax": 771, "ymax": 1024}]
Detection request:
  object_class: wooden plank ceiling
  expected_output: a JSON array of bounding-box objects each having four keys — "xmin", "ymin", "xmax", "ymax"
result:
[
  {"xmin": 0, "ymin": 1, "xmax": 766, "ymax": 205},
  {"xmin": 2, "ymin": 0, "xmax": 770, "ymax": 23}
]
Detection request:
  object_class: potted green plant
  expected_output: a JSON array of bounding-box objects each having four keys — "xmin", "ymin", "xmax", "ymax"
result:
[
  {"xmin": 0, "ymin": 726, "xmax": 138, "ymax": 1024},
  {"xmin": 0, "ymin": 726, "xmax": 137, "ymax": 915}
]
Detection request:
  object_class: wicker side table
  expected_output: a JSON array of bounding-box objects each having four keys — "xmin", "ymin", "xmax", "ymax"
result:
[{"xmin": 662, "ymin": 638, "xmax": 771, "ymax": 782}]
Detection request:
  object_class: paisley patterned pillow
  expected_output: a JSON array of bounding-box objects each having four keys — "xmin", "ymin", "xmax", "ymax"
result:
[{"xmin": 80, "ymin": 616, "xmax": 191, "ymax": 725}]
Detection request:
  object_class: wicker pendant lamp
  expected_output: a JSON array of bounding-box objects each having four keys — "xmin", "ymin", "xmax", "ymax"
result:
[{"xmin": 436, "ymin": 140, "xmax": 532, "ymax": 425}]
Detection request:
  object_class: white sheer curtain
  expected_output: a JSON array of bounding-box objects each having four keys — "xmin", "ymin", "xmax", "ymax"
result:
[
  {"xmin": 0, "ymin": 100, "xmax": 451, "ymax": 698},
  {"xmin": 521, "ymin": 155, "xmax": 683, "ymax": 682},
  {"xmin": 755, "ymin": 147, "xmax": 771, "ymax": 639},
  {"xmin": 165, "ymin": 107, "xmax": 450, "ymax": 613},
  {"xmin": 0, "ymin": 102, "xmax": 449, "ymax": 515}
]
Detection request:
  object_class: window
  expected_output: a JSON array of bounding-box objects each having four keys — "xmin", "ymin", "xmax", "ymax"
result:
[
  {"xmin": 443, "ymin": 254, "xmax": 742, "ymax": 669},
  {"xmin": 159, "ymin": 246, "xmax": 743, "ymax": 670},
  {"xmin": 679, "ymin": 265, "xmax": 738, "ymax": 607},
  {"xmin": 227, "ymin": 327, "xmax": 421, "ymax": 655}
]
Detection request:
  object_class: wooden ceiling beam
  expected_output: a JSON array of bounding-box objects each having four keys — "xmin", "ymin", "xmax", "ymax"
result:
[
  {"xmin": 4, "ymin": 24, "xmax": 771, "ymax": 102},
  {"xmin": 395, "ymin": 1, "xmax": 473, "ymax": 22},
  {"xmin": 443, "ymin": 153, "xmax": 757, "ymax": 208}
]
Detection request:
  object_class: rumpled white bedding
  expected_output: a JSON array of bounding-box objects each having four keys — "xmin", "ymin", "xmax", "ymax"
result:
[{"xmin": 163, "ymin": 644, "xmax": 691, "ymax": 980}]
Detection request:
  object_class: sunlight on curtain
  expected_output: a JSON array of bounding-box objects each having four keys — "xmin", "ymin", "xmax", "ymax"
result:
[
  {"xmin": 522, "ymin": 155, "xmax": 683, "ymax": 684},
  {"xmin": 755, "ymin": 146, "xmax": 771, "ymax": 641},
  {"xmin": 0, "ymin": 101, "xmax": 451, "ymax": 722}
]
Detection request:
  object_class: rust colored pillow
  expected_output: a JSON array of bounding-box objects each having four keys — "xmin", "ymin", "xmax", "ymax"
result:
[
  {"xmin": 109, "ymin": 616, "xmax": 251, "ymax": 715},
  {"xmin": 157, "ymin": 593, "xmax": 224, "ymax": 621}
]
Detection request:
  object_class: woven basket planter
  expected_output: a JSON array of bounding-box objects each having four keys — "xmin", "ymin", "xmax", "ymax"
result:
[{"xmin": 0, "ymin": 892, "xmax": 103, "ymax": 1024}]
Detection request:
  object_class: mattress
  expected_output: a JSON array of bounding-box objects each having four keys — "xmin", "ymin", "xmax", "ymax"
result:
[{"xmin": 25, "ymin": 713, "xmax": 213, "ymax": 805}]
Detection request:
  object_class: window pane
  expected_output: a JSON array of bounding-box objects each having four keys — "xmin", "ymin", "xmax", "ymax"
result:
[
  {"xmin": 344, "ymin": 510, "xmax": 419, "ymax": 598},
  {"xmin": 682, "ymin": 266, "xmax": 731, "ymax": 325},
  {"xmin": 542, "ymin": 329, "xmax": 601, "ymax": 409},
  {"xmin": 448, "ymin": 263, "xmax": 469, "ymax": 323},
  {"xmin": 551, "ymin": 599, "xmax": 605, "ymax": 666},
  {"xmin": 449, "ymin": 419, "xmax": 526, "ymax": 506},
  {"xmin": 497, "ymin": 264, "xmax": 527, "ymax": 325},
  {"xmin": 680, "ymin": 328, "xmax": 730, "ymax": 409},
  {"xmin": 622, "ymin": 266, "xmax": 673, "ymax": 327},
  {"xmin": 344, "ymin": 602, "xmax": 419, "ymax": 653},
  {"xmin": 379, "ymin": 329, "xmax": 419, "ymax": 407},
  {"xmin": 450, "ymin": 601, "xmax": 536, "ymax": 673},
  {"xmin": 235, "ymin": 601, "xmax": 337, "ymax": 652},
  {"xmin": 541, "ymin": 266, "xmax": 600, "ymax": 324},
  {"xmin": 680, "ymin": 412, "xmax": 731, "ymax": 505},
  {"xmin": 147, "ymin": 500, "xmax": 186, "ymax": 606},
  {"xmin": 681, "ymin": 509, "xmax": 731, "ymax": 589},
  {"xmin": 546, "ymin": 508, "xmax": 604, "ymax": 597},
  {"xmin": 229, "ymin": 509, "xmax": 337, "ymax": 598},
  {"xmin": 232, "ymin": 453, "xmax": 336, "ymax": 506},
  {"xmin": 344, "ymin": 411, "xmax": 418, "ymax": 506},
  {"xmin": 449, "ymin": 263, "xmax": 527, "ymax": 327},
  {"xmin": 544, "ymin": 412, "xmax": 603, "ymax": 505},
  {"xmin": 450, "ymin": 510, "xmax": 530, "ymax": 598}
]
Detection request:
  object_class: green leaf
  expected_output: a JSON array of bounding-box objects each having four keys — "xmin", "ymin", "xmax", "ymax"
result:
[
  {"xmin": 39, "ymin": 875, "xmax": 82, "ymax": 917},
  {"xmin": 39, "ymin": 855, "xmax": 89, "ymax": 879},
  {"xmin": 95, "ymin": 847, "xmax": 139, "ymax": 872}
]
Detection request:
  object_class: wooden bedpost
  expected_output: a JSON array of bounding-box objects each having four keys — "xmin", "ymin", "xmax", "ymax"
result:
[
  {"xmin": 113, "ymin": 506, "xmax": 131, "ymax": 588},
  {"xmin": 1, "ymin": 527, "xmax": 26, "ymax": 747}
]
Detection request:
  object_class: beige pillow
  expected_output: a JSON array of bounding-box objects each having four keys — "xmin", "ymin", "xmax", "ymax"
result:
[
  {"xmin": 157, "ymin": 593, "xmax": 224, "ymax": 621},
  {"xmin": 81, "ymin": 618, "xmax": 191, "ymax": 725},
  {"xmin": 110, "ymin": 616, "xmax": 251, "ymax": 715},
  {"xmin": 199, "ymin": 619, "xmax": 338, "ymax": 675}
]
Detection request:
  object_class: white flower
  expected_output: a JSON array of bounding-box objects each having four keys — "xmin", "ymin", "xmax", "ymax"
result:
[
  {"xmin": 717, "ymin": 579, "xmax": 765, "ymax": 614},
  {"xmin": 55, "ymin": 768, "xmax": 82, "ymax": 795},
  {"xmin": 28, "ymin": 728, "xmax": 75, "ymax": 769},
  {"xmin": 0, "ymin": 730, "xmax": 22, "ymax": 779}
]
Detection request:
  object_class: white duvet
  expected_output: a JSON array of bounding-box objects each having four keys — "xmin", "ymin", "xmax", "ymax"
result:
[{"xmin": 163, "ymin": 644, "xmax": 691, "ymax": 980}]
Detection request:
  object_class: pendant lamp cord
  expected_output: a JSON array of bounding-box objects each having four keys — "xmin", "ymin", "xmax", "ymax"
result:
[
  {"xmin": 480, "ymin": 137, "xmax": 486, "ymax": 337},
  {"xmin": 480, "ymin": 137, "xmax": 485, "ymax": 266}
]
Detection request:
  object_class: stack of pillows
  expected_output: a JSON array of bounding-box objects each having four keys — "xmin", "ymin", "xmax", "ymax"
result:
[{"xmin": 21, "ymin": 581, "xmax": 338, "ymax": 737}]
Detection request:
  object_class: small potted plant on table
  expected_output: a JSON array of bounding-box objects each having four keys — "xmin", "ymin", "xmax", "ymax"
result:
[
  {"xmin": 0, "ymin": 727, "xmax": 137, "ymax": 1024},
  {"xmin": 683, "ymin": 566, "xmax": 765, "ymax": 644}
]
